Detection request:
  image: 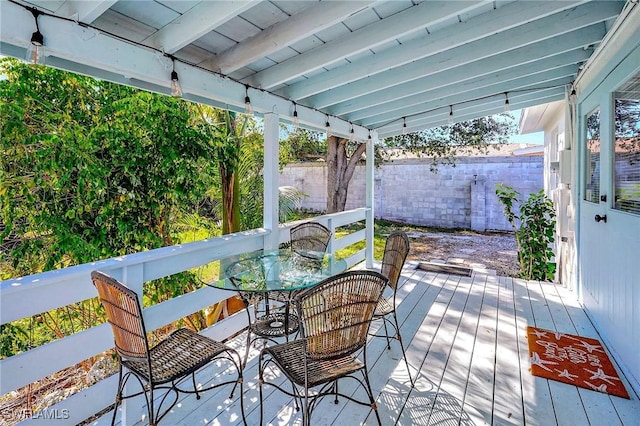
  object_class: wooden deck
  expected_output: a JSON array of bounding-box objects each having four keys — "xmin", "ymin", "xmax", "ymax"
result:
[{"xmin": 92, "ymin": 264, "xmax": 640, "ymax": 425}]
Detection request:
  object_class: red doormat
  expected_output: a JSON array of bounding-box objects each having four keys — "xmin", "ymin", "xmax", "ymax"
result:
[{"xmin": 526, "ymin": 326, "xmax": 629, "ymax": 399}]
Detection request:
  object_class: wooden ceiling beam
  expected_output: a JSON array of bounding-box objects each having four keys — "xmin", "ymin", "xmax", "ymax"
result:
[
  {"xmin": 56, "ymin": 0, "xmax": 117, "ymax": 23},
  {"xmin": 337, "ymin": 48, "xmax": 591, "ymax": 121},
  {"xmin": 245, "ymin": 0, "xmax": 489, "ymax": 89},
  {"xmin": 280, "ymin": 0, "xmax": 586, "ymax": 101},
  {"xmin": 210, "ymin": 1, "xmax": 376, "ymax": 74},
  {"xmin": 304, "ymin": 2, "xmax": 619, "ymax": 109},
  {"xmin": 142, "ymin": 0, "xmax": 260, "ymax": 54}
]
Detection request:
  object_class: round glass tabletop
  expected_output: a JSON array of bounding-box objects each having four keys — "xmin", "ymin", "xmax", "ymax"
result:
[{"xmin": 205, "ymin": 249, "xmax": 347, "ymax": 293}]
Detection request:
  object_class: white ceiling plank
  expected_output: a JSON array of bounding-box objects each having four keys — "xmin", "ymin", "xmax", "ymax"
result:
[
  {"xmin": 362, "ymin": 74, "xmax": 575, "ymax": 128},
  {"xmin": 337, "ymin": 48, "xmax": 591, "ymax": 120},
  {"xmin": 307, "ymin": 4, "xmax": 613, "ymax": 111},
  {"xmin": 377, "ymin": 90, "xmax": 566, "ymax": 138},
  {"xmin": 210, "ymin": 0, "xmax": 376, "ymax": 74},
  {"xmin": 245, "ymin": 0, "xmax": 489, "ymax": 89},
  {"xmin": 56, "ymin": 0, "xmax": 117, "ymax": 23},
  {"xmin": 280, "ymin": 0, "xmax": 587, "ymax": 101},
  {"xmin": 0, "ymin": 1, "xmax": 368, "ymax": 140},
  {"xmin": 142, "ymin": 0, "xmax": 261, "ymax": 54}
]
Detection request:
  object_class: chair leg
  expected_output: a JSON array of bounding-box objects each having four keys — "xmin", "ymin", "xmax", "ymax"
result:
[
  {"xmin": 362, "ymin": 365, "xmax": 382, "ymax": 425},
  {"xmin": 258, "ymin": 354, "xmax": 265, "ymax": 426},
  {"xmin": 235, "ymin": 372, "xmax": 247, "ymax": 426},
  {"xmin": 292, "ymin": 383, "xmax": 300, "ymax": 411},
  {"xmin": 147, "ymin": 384, "xmax": 156, "ymax": 426},
  {"xmin": 303, "ymin": 387, "xmax": 311, "ymax": 426},
  {"xmin": 191, "ymin": 372, "xmax": 202, "ymax": 400},
  {"xmin": 382, "ymin": 318, "xmax": 392, "ymax": 350},
  {"xmin": 110, "ymin": 364, "xmax": 124, "ymax": 426},
  {"xmin": 392, "ymin": 311, "xmax": 414, "ymax": 388},
  {"xmin": 228, "ymin": 352, "xmax": 242, "ymax": 398}
]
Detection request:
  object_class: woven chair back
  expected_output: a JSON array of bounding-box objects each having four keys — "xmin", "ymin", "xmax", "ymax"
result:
[
  {"xmin": 91, "ymin": 271, "xmax": 149, "ymax": 361},
  {"xmin": 297, "ymin": 270, "xmax": 387, "ymax": 360},
  {"xmin": 381, "ymin": 231, "xmax": 410, "ymax": 290},
  {"xmin": 290, "ymin": 222, "xmax": 332, "ymax": 253}
]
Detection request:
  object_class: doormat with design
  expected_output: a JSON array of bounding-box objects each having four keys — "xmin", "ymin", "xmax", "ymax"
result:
[{"xmin": 526, "ymin": 326, "xmax": 629, "ymax": 399}]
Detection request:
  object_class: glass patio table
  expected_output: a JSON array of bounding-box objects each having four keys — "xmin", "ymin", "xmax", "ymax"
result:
[{"xmin": 201, "ymin": 248, "xmax": 347, "ymax": 366}]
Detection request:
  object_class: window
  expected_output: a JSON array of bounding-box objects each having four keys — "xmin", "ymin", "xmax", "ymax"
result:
[
  {"xmin": 584, "ymin": 108, "xmax": 600, "ymax": 203},
  {"xmin": 613, "ymin": 71, "xmax": 640, "ymax": 215}
]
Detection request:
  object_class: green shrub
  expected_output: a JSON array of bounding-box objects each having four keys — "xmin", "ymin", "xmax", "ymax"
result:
[{"xmin": 495, "ymin": 184, "xmax": 556, "ymax": 281}]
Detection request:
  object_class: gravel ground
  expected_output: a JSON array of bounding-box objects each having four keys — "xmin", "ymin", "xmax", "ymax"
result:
[{"xmin": 404, "ymin": 229, "xmax": 519, "ymax": 277}]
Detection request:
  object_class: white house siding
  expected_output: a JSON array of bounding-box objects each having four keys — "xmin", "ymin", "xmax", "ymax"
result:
[
  {"xmin": 520, "ymin": 3, "xmax": 640, "ymax": 396},
  {"xmin": 279, "ymin": 156, "xmax": 543, "ymax": 231}
]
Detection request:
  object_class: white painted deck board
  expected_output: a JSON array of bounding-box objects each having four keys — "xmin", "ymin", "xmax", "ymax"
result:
[{"xmin": 90, "ymin": 269, "xmax": 639, "ymax": 426}]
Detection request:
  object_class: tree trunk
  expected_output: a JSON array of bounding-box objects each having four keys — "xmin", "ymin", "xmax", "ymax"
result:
[
  {"xmin": 326, "ymin": 136, "xmax": 367, "ymax": 213},
  {"xmin": 217, "ymin": 114, "xmax": 242, "ymax": 325},
  {"xmin": 220, "ymin": 164, "xmax": 235, "ymax": 234},
  {"xmin": 221, "ymin": 115, "xmax": 241, "ymax": 234}
]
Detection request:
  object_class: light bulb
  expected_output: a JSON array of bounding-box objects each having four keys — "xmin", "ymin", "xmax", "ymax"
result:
[
  {"xmin": 293, "ymin": 109, "xmax": 299, "ymax": 131},
  {"xmin": 170, "ymin": 70, "xmax": 183, "ymax": 98},
  {"xmin": 245, "ymin": 96, "xmax": 253, "ymax": 115},
  {"xmin": 244, "ymin": 85, "xmax": 253, "ymax": 116},
  {"xmin": 26, "ymin": 31, "xmax": 44, "ymax": 64},
  {"xmin": 325, "ymin": 118, "xmax": 332, "ymax": 137},
  {"xmin": 504, "ymin": 93, "xmax": 510, "ymax": 112},
  {"xmin": 402, "ymin": 118, "xmax": 407, "ymax": 135},
  {"xmin": 349, "ymin": 127, "xmax": 355, "ymax": 142},
  {"xmin": 448, "ymin": 106, "xmax": 454, "ymax": 124}
]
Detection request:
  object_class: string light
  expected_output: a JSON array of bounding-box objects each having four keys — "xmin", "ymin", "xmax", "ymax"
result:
[
  {"xmin": 325, "ymin": 115, "xmax": 332, "ymax": 137},
  {"xmin": 170, "ymin": 58, "xmax": 183, "ymax": 98},
  {"xmin": 349, "ymin": 123, "xmax": 355, "ymax": 141},
  {"xmin": 368, "ymin": 130, "xmax": 372, "ymax": 140},
  {"xmin": 244, "ymin": 85, "xmax": 253, "ymax": 116},
  {"xmin": 292, "ymin": 103, "xmax": 299, "ymax": 131},
  {"xmin": 9, "ymin": 2, "xmax": 574, "ymax": 137},
  {"xmin": 503, "ymin": 92, "xmax": 510, "ymax": 112},
  {"xmin": 402, "ymin": 117, "xmax": 407, "ymax": 135},
  {"xmin": 26, "ymin": 8, "xmax": 45, "ymax": 64}
]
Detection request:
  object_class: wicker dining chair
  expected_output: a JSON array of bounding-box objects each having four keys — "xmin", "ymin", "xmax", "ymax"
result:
[
  {"xmin": 258, "ymin": 270, "xmax": 387, "ymax": 426},
  {"xmin": 91, "ymin": 271, "xmax": 245, "ymax": 426},
  {"xmin": 372, "ymin": 230, "xmax": 414, "ymax": 387},
  {"xmin": 289, "ymin": 221, "xmax": 332, "ymax": 270}
]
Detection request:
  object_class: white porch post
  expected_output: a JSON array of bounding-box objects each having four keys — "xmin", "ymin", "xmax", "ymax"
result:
[
  {"xmin": 263, "ymin": 112, "xmax": 280, "ymax": 250},
  {"xmin": 365, "ymin": 133, "xmax": 376, "ymax": 268}
]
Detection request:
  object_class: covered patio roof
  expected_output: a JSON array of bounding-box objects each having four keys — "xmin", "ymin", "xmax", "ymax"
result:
[{"xmin": 0, "ymin": 0, "xmax": 627, "ymax": 140}]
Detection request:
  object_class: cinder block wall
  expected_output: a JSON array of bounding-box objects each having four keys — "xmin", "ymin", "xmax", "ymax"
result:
[{"xmin": 279, "ymin": 156, "xmax": 543, "ymax": 231}]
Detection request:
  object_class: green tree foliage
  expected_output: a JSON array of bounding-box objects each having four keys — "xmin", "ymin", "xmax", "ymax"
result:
[
  {"xmin": 1, "ymin": 58, "xmax": 216, "ymax": 277},
  {"xmin": 0, "ymin": 59, "xmax": 220, "ymax": 354},
  {"xmin": 385, "ymin": 114, "xmax": 518, "ymax": 171},
  {"xmin": 495, "ymin": 184, "xmax": 556, "ymax": 281},
  {"xmin": 280, "ymin": 128, "xmax": 326, "ymax": 162}
]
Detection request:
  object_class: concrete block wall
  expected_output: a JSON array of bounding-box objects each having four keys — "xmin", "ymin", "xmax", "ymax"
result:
[{"xmin": 279, "ymin": 156, "xmax": 543, "ymax": 231}]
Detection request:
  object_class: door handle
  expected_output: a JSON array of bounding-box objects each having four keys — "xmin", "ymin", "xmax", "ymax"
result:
[{"xmin": 595, "ymin": 214, "xmax": 607, "ymax": 223}]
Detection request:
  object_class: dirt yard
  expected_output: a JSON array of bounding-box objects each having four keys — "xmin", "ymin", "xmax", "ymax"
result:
[{"xmin": 404, "ymin": 229, "xmax": 519, "ymax": 277}]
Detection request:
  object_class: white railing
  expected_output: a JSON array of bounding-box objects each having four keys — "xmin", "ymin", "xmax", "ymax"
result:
[{"xmin": 0, "ymin": 208, "xmax": 370, "ymax": 425}]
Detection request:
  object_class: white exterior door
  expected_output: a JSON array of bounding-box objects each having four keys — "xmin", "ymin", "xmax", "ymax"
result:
[{"xmin": 578, "ymin": 54, "xmax": 640, "ymax": 393}]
